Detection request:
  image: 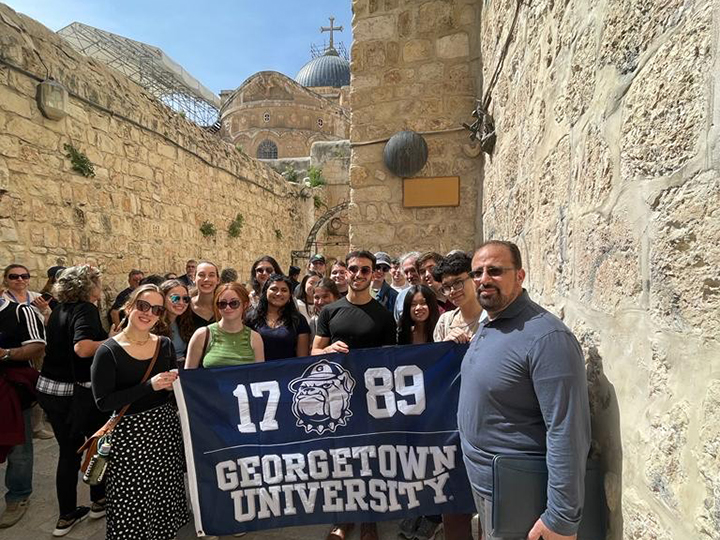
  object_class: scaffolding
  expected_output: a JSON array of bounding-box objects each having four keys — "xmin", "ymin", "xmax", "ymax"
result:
[{"xmin": 57, "ymin": 22, "xmax": 221, "ymax": 129}]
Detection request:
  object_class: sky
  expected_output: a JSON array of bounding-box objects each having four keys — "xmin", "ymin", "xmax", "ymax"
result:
[{"xmin": 5, "ymin": 0, "xmax": 353, "ymax": 94}]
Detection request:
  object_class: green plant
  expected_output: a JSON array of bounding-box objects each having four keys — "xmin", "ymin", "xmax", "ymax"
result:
[
  {"xmin": 235, "ymin": 144, "xmax": 245, "ymax": 155},
  {"xmin": 199, "ymin": 220, "xmax": 216, "ymax": 238},
  {"xmin": 274, "ymin": 228, "xmax": 283, "ymax": 240},
  {"xmin": 63, "ymin": 143, "xmax": 95, "ymax": 178},
  {"xmin": 313, "ymin": 194, "xmax": 326, "ymax": 209},
  {"xmin": 307, "ymin": 165, "xmax": 326, "ymax": 187},
  {"xmin": 227, "ymin": 213, "xmax": 245, "ymax": 238},
  {"xmin": 283, "ymin": 165, "xmax": 298, "ymax": 183}
]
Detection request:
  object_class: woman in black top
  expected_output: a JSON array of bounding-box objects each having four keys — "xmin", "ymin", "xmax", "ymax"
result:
[
  {"xmin": 91, "ymin": 284, "xmax": 188, "ymax": 540},
  {"xmin": 248, "ymin": 255, "xmax": 282, "ymax": 307},
  {"xmin": 246, "ymin": 274, "xmax": 310, "ymax": 360},
  {"xmin": 397, "ymin": 285, "xmax": 440, "ymax": 345},
  {"xmin": 189, "ymin": 260, "xmax": 219, "ymax": 330},
  {"xmin": 36, "ymin": 265, "xmax": 114, "ymax": 535}
]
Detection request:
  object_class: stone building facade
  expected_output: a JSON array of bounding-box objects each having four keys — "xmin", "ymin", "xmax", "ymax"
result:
[
  {"xmin": 219, "ymin": 71, "xmax": 350, "ymax": 159},
  {"xmin": 349, "ymin": 0, "xmax": 483, "ymax": 255},
  {"xmin": 0, "ymin": 4, "xmax": 315, "ymax": 307},
  {"xmin": 351, "ymin": 0, "xmax": 719, "ymax": 539}
]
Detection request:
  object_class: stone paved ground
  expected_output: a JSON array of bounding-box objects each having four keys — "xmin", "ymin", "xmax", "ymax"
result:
[{"xmin": 0, "ymin": 437, "xmax": 469, "ymax": 540}]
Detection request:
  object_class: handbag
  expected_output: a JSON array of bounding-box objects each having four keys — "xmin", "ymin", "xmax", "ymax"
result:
[
  {"xmin": 491, "ymin": 455, "xmax": 607, "ymax": 539},
  {"xmin": 78, "ymin": 339, "xmax": 161, "ymax": 481}
]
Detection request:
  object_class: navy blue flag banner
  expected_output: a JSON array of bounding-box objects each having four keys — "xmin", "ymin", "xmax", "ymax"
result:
[{"xmin": 174, "ymin": 342, "xmax": 474, "ymax": 537}]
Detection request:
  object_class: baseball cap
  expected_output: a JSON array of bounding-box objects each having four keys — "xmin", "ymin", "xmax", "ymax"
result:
[
  {"xmin": 374, "ymin": 252, "xmax": 391, "ymax": 268},
  {"xmin": 310, "ymin": 254, "xmax": 326, "ymax": 264},
  {"xmin": 47, "ymin": 265, "xmax": 66, "ymax": 279}
]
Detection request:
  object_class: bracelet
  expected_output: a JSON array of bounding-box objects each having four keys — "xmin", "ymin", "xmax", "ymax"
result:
[{"xmin": 1, "ymin": 349, "xmax": 11, "ymax": 362}]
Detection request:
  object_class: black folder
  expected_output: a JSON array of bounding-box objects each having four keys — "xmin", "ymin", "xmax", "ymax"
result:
[{"xmin": 491, "ymin": 455, "xmax": 606, "ymax": 539}]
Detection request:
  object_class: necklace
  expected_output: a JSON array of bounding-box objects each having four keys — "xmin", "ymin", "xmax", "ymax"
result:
[{"xmin": 123, "ymin": 330, "xmax": 150, "ymax": 346}]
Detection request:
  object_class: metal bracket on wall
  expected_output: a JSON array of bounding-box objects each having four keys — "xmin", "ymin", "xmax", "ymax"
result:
[
  {"xmin": 291, "ymin": 200, "xmax": 350, "ymax": 266},
  {"xmin": 462, "ymin": 0, "xmax": 525, "ymax": 155}
]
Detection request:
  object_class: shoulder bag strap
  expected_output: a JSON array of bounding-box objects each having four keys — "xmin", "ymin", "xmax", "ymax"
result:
[
  {"xmin": 106, "ymin": 337, "xmax": 162, "ymax": 430},
  {"xmin": 199, "ymin": 326, "xmax": 210, "ymax": 368}
]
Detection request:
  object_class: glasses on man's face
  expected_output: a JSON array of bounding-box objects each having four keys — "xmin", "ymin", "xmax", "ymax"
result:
[
  {"xmin": 376, "ymin": 265, "xmax": 390, "ymax": 273},
  {"xmin": 440, "ymin": 276, "xmax": 471, "ymax": 296},
  {"xmin": 469, "ymin": 267, "xmax": 515, "ymax": 279},
  {"xmin": 217, "ymin": 299, "xmax": 242, "ymax": 310},
  {"xmin": 348, "ymin": 265, "xmax": 372, "ymax": 276},
  {"xmin": 256, "ymin": 267, "xmax": 274, "ymax": 275},
  {"xmin": 7, "ymin": 273, "xmax": 30, "ymax": 281},
  {"xmin": 169, "ymin": 294, "xmax": 191, "ymax": 304},
  {"xmin": 135, "ymin": 299, "xmax": 165, "ymax": 316}
]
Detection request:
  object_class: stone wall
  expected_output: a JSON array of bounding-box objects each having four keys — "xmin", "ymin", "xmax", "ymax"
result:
[
  {"xmin": 479, "ymin": 0, "xmax": 719, "ymax": 537},
  {"xmin": 0, "ymin": 4, "xmax": 314, "ymax": 306},
  {"xmin": 349, "ymin": 0, "xmax": 483, "ymax": 256}
]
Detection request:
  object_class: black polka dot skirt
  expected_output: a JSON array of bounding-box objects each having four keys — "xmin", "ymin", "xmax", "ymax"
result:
[{"xmin": 106, "ymin": 402, "xmax": 189, "ymax": 540}]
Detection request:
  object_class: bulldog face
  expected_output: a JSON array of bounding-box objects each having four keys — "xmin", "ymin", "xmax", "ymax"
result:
[{"xmin": 289, "ymin": 361, "xmax": 356, "ymax": 434}]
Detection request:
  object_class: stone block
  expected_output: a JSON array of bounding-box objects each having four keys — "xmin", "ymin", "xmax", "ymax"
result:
[
  {"xmin": 354, "ymin": 14, "xmax": 397, "ymax": 41},
  {"xmin": 0, "ymin": 88, "xmax": 32, "ymax": 118},
  {"xmin": 574, "ymin": 124, "xmax": 614, "ymax": 210},
  {"xmin": 436, "ymin": 32, "xmax": 469, "ymax": 59},
  {"xmin": 649, "ymin": 171, "xmax": 720, "ymax": 335},
  {"xmin": 620, "ymin": 5, "xmax": 712, "ymax": 179},
  {"xmin": 417, "ymin": 1, "xmax": 455, "ymax": 34},
  {"xmin": 403, "ymin": 39, "xmax": 433, "ymax": 63},
  {"xmin": 697, "ymin": 381, "xmax": 720, "ymax": 537}
]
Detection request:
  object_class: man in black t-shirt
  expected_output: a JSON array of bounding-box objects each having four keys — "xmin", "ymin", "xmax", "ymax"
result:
[
  {"xmin": 311, "ymin": 250, "xmax": 396, "ymax": 540},
  {"xmin": 0, "ymin": 299, "xmax": 46, "ymax": 529}
]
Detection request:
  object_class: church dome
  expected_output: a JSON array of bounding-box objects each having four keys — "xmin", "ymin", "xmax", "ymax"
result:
[{"xmin": 295, "ymin": 50, "xmax": 350, "ymax": 88}]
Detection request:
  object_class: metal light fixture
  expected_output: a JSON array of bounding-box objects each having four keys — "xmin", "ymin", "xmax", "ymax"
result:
[{"xmin": 36, "ymin": 79, "xmax": 68, "ymax": 121}]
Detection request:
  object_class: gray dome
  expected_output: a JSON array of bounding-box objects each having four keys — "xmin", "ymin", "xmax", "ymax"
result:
[{"xmin": 295, "ymin": 51, "xmax": 350, "ymax": 88}]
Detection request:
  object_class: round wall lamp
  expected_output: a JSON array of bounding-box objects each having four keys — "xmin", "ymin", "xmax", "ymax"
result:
[{"xmin": 383, "ymin": 130, "xmax": 428, "ymax": 178}]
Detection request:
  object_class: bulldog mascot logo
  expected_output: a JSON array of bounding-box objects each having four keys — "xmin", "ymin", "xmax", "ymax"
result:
[{"xmin": 289, "ymin": 360, "xmax": 356, "ymax": 434}]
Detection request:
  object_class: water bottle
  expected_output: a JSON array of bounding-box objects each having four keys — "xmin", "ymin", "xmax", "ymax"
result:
[{"xmin": 83, "ymin": 437, "xmax": 111, "ymax": 486}]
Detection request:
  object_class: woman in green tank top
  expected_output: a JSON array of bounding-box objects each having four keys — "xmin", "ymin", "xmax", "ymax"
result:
[{"xmin": 184, "ymin": 283, "xmax": 264, "ymax": 368}]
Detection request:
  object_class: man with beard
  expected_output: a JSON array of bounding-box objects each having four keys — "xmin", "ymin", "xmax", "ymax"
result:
[
  {"xmin": 311, "ymin": 250, "xmax": 395, "ymax": 540},
  {"xmin": 458, "ymin": 241, "xmax": 591, "ymax": 540}
]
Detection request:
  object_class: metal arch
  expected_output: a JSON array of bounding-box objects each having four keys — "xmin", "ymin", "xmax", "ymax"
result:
[{"xmin": 291, "ymin": 201, "xmax": 349, "ymax": 265}]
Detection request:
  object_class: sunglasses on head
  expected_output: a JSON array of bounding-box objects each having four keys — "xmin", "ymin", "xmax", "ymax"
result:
[
  {"xmin": 169, "ymin": 294, "xmax": 191, "ymax": 304},
  {"xmin": 217, "ymin": 299, "xmax": 242, "ymax": 310},
  {"xmin": 348, "ymin": 265, "xmax": 373, "ymax": 275},
  {"xmin": 7, "ymin": 273, "xmax": 30, "ymax": 281},
  {"xmin": 135, "ymin": 299, "xmax": 165, "ymax": 316}
]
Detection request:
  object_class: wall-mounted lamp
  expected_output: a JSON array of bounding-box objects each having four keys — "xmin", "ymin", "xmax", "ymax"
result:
[{"xmin": 36, "ymin": 79, "xmax": 68, "ymax": 121}]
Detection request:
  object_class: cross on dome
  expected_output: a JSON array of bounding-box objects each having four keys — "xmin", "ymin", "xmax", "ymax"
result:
[{"xmin": 320, "ymin": 16, "xmax": 343, "ymax": 53}]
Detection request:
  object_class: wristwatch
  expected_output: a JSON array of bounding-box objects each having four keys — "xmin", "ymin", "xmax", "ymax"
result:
[{"xmin": 1, "ymin": 350, "xmax": 11, "ymax": 362}]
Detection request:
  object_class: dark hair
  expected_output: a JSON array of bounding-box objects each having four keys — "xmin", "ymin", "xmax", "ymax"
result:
[
  {"xmin": 249, "ymin": 255, "xmax": 283, "ymax": 294},
  {"xmin": 476, "ymin": 240, "xmax": 523, "ymax": 269},
  {"xmin": 288, "ymin": 265, "xmax": 301, "ymax": 278},
  {"xmin": 294, "ymin": 271, "xmax": 322, "ymax": 302},
  {"xmin": 314, "ymin": 278, "xmax": 340, "ymax": 299},
  {"xmin": 128, "ymin": 269, "xmax": 143, "ymax": 278},
  {"xmin": 163, "ymin": 272, "xmax": 177, "ymax": 280},
  {"xmin": 139, "ymin": 274, "xmax": 164, "ymax": 286},
  {"xmin": 331, "ymin": 260, "xmax": 347, "ymax": 269},
  {"xmin": 246, "ymin": 274, "xmax": 302, "ymax": 331},
  {"xmin": 416, "ymin": 252, "xmax": 444, "ymax": 272},
  {"xmin": 155, "ymin": 279, "xmax": 193, "ymax": 342},
  {"xmin": 432, "ymin": 252, "xmax": 472, "ymax": 282},
  {"xmin": 220, "ymin": 267, "xmax": 238, "ymax": 283},
  {"xmin": 397, "ymin": 285, "xmax": 439, "ymax": 345},
  {"xmin": 345, "ymin": 250, "xmax": 376, "ymax": 270}
]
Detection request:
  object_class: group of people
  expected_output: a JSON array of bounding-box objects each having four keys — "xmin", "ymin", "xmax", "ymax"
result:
[{"xmin": 0, "ymin": 241, "xmax": 591, "ymax": 540}]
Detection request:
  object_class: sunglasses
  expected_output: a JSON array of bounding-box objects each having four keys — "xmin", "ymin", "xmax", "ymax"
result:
[
  {"xmin": 469, "ymin": 267, "xmax": 515, "ymax": 279},
  {"xmin": 135, "ymin": 299, "xmax": 165, "ymax": 316},
  {"xmin": 169, "ymin": 294, "xmax": 191, "ymax": 304},
  {"xmin": 7, "ymin": 273, "xmax": 31, "ymax": 281},
  {"xmin": 217, "ymin": 299, "xmax": 242, "ymax": 310},
  {"xmin": 376, "ymin": 266, "xmax": 390, "ymax": 273},
  {"xmin": 256, "ymin": 267, "xmax": 274, "ymax": 275},
  {"xmin": 348, "ymin": 265, "xmax": 372, "ymax": 275}
]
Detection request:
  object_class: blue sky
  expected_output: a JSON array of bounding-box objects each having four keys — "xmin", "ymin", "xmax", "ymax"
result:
[{"xmin": 5, "ymin": 0, "xmax": 353, "ymax": 94}]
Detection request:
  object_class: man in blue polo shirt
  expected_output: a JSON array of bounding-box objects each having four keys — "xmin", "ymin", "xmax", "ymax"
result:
[{"xmin": 458, "ymin": 241, "xmax": 591, "ymax": 540}]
